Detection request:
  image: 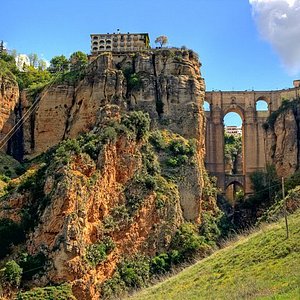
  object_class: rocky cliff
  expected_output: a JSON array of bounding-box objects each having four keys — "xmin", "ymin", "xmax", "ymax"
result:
[
  {"xmin": 22, "ymin": 49, "xmax": 205, "ymax": 156},
  {"xmin": 0, "ymin": 72, "xmax": 19, "ymax": 152},
  {"xmin": 0, "ymin": 49, "xmax": 219, "ymax": 300},
  {"xmin": 264, "ymin": 99, "xmax": 300, "ymax": 178}
]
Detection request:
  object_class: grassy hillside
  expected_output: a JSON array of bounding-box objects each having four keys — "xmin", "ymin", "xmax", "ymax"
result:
[{"xmin": 130, "ymin": 211, "xmax": 300, "ymax": 300}]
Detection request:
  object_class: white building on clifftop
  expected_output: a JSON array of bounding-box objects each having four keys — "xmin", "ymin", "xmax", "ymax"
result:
[{"xmin": 90, "ymin": 32, "xmax": 150, "ymax": 54}]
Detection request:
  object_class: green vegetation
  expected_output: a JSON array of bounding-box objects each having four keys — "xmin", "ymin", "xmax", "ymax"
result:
[
  {"xmin": 0, "ymin": 260, "xmax": 23, "ymax": 287},
  {"xmin": 16, "ymin": 283, "xmax": 76, "ymax": 300},
  {"xmin": 234, "ymin": 165, "xmax": 280, "ymax": 228},
  {"xmin": 17, "ymin": 65, "xmax": 52, "ymax": 91},
  {"xmin": 0, "ymin": 152, "xmax": 25, "ymax": 179},
  {"xmin": 258, "ymin": 185, "xmax": 300, "ymax": 224},
  {"xmin": 101, "ymin": 209, "xmax": 223, "ymax": 299},
  {"xmin": 170, "ymin": 223, "xmax": 210, "ymax": 260},
  {"xmin": 0, "ymin": 50, "xmax": 89, "ymax": 98},
  {"xmin": 224, "ymin": 133, "xmax": 242, "ymax": 174},
  {"xmin": 123, "ymin": 67, "xmax": 143, "ymax": 93},
  {"xmin": 0, "ymin": 218, "xmax": 25, "ymax": 258},
  {"xmin": 86, "ymin": 237, "xmax": 115, "ymax": 266},
  {"xmin": 129, "ymin": 210, "xmax": 300, "ymax": 300},
  {"xmin": 101, "ymin": 255, "xmax": 150, "ymax": 299},
  {"xmin": 19, "ymin": 252, "xmax": 46, "ymax": 281},
  {"xmin": 48, "ymin": 55, "xmax": 69, "ymax": 73},
  {"xmin": 149, "ymin": 130, "xmax": 196, "ymax": 170}
]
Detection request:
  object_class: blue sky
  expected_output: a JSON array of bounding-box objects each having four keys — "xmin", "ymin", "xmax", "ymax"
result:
[{"xmin": 1, "ymin": 0, "xmax": 299, "ymax": 93}]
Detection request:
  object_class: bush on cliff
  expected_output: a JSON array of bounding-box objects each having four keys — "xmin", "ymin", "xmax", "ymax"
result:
[
  {"xmin": 0, "ymin": 260, "xmax": 23, "ymax": 288},
  {"xmin": 86, "ymin": 237, "xmax": 115, "ymax": 266},
  {"xmin": 0, "ymin": 219, "xmax": 25, "ymax": 258}
]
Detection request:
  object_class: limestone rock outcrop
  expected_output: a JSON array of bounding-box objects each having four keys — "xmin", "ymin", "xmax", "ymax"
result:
[
  {"xmin": 24, "ymin": 49, "xmax": 205, "ymax": 157},
  {"xmin": 0, "ymin": 74, "xmax": 19, "ymax": 151},
  {"xmin": 0, "ymin": 49, "xmax": 218, "ymax": 300},
  {"xmin": 265, "ymin": 101, "xmax": 300, "ymax": 178}
]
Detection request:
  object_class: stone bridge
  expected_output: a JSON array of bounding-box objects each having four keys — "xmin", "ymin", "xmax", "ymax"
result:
[
  {"xmin": 225, "ymin": 174, "xmax": 245, "ymax": 189},
  {"xmin": 204, "ymin": 85, "xmax": 300, "ymax": 196}
]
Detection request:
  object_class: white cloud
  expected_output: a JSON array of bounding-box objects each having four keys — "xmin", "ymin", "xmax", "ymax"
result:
[{"xmin": 249, "ymin": 0, "xmax": 300, "ymax": 75}]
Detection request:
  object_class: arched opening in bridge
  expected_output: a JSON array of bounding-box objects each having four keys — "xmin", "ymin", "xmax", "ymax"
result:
[
  {"xmin": 225, "ymin": 181, "xmax": 244, "ymax": 205},
  {"xmin": 256, "ymin": 99, "xmax": 269, "ymax": 111},
  {"xmin": 224, "ymin": 112, "xmax": 243, "ymax": 175},
  {"xmin": 203, "ymin": 101, "xmax": 210, "ymax": 111}
]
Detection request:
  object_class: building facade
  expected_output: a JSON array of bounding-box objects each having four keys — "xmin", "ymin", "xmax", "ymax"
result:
[
  {"xmin": 90, "ymin": 33, "xmax": 150, "ymax": 54},
  {"xmin": 225, "ymin": 126, "xmax": 242, "ymax": 136}
]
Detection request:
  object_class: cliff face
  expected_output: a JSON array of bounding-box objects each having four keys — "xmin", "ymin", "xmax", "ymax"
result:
[
  {"xmin": 0, "ymin": 50, "xmax": 218, "ymax": 300},
  {"xmin": 0, "ymin": 107, "xmax": 216, "ymax": 299},
  {"xmin": 0, "ymin": 74, "xmax": 19, "ymax": 151},
  {"xmin": 264, "ymin": 100, "xmax": 300, "ymax": 178},
  {"xmin": 24, "ymin": 49, "xmax": 205, "ymax": 157},
  {"xmin": 21, "ymin": 49, "xmax": 207, "ymax": 222}
]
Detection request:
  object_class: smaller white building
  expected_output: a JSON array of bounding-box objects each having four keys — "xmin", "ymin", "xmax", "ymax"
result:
[
  {"xmin": 225, "ymin": 126, "xmax": 242, "ymax": 136},
  {"xmin": 15, "ymin": 54, "xmax": 30, "ymax": 71}
]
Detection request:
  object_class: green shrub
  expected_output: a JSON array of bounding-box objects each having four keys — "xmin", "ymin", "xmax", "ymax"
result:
[
  {"xmin": 150, "ymin": 253, "xmax": 171, "ymax": 275},
  {"xmin": 199, "ymin": 212, "xmax": 222, "ymax": 244},
  {"xmin": 0, "ymin": 174, "xmax": 10, "ymax": 183},
  {"xmin": 52, "ymin": 69, "xmax": 85, "ymax": 86},
  {"xmin": 101, "ymin": 255, "xmax": 150, "ymax": 299},
  {"xmin": 19, "ymin": 252, "xmax": 46, "ymax": 281},
  {"xmin": 111, "ymin": 205, "xmax": 131, "ymax": 224},
  {"xmin": 118, "ymin": 255, "xmax": 150, "ymax": 288},
  {"xmin": 149, "ymin": 130, "xmax": 167, "ymax": 151},
  {"xmin": 123, "ymin": 67, "xmax": 143, "ymax": 92},
  {"xmin": 16, "ymin": 283, "xmax": 75, "ymax": 300},
  {"xmin": 171, "ymin": 223, "xmax": 208, "ymax": 260},
  {"xmin": 101, "ymin": 272, "xmax": 127, "ymax": 300},
  {"xmin": 86, "ymin": 237, "xmax": 115, "ymax": 266},
  {"xmin": 141, "ymin": 144, "xmax": 160, "ymax": 176},
  {"xmin": 285, "ymin": 170, "xmax": 300, "ymax": 192},
  {"xmin": 54, "ymin": 139, "xmax": 81, "ymax": 164},
  {"xmin": 99, "ymin": 126, "xmax": 118, "ymax": 144},
  {"xmin": 2, "ymin": 260, "xmax": 23, "ymax": 287},
  {"xmin": 121, "ymin": 111, "xmax": 150, "ymax": 141},
  {"xmin": 0, "ymin": 218, "xmax": 25, "ymax": 258}
]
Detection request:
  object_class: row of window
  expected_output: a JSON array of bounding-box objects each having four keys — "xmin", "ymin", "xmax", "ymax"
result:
[
  {"xmin": 92, "ymin": 35, "xmax": 142, "ymax": 42},
  {"xmin": 92, "ymin": 41, "xmax": 141, "ymax": 47},
  {"xmin": 91, "ymin": 46, "xmax": 143, "ymax": 52}
]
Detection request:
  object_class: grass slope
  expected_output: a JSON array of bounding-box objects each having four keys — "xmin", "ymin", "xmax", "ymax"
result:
[{"xmin": 130, "ymin": 211, "xmax": 300, "ymax": 300}]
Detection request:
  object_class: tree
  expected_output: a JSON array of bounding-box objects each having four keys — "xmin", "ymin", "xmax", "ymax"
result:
[
  {"xmin": 69, "ymin": 51, "xmax": 88, "ymax": 72},
  {"xmin": 155, "ymin": 36, "xmax": 168, "ymax": 48},
  {"xmin": 28, "ymin": 53, "xmax": 39, "ymax": 68},
  {"xmin": 48, "ymin": 55, "xmax": 69, "ymax": 73},
  {"xmin": 38, "ymin": 59, "xmax": 47, "ymax": 71}
]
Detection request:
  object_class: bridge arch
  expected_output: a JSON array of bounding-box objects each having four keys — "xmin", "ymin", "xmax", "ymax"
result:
[{"xmin": 225, "ymin": 180, "xmax": 244, "ymax": 204}]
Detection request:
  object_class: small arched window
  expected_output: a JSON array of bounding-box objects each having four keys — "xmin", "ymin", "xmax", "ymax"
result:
[
  {"xmin": 203, "ymin": 101, "xmax": 210, "ymax": 111},
  {"xmin": 256, "ymin": 100, "xmax": 268, "ymax": 111}
]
